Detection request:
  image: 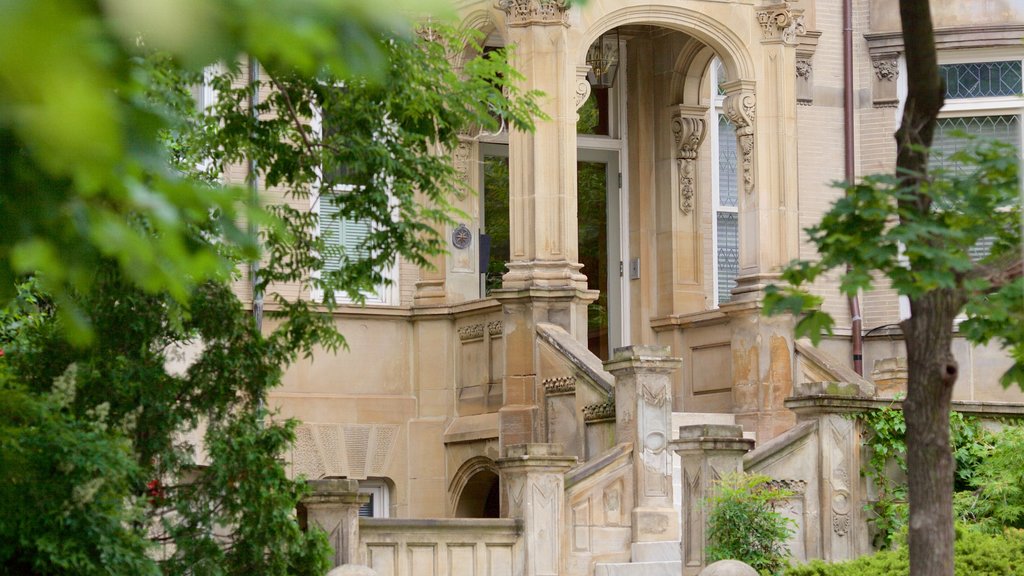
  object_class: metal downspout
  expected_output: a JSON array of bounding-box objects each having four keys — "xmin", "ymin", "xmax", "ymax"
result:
[{"xmin": 844, "ymin": 0, "xmax": 864, "ymax": 375}]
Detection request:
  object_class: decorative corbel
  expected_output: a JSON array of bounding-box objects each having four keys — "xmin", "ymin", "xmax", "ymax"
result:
[
  {"xmin": 722, "ymin": 91, "xmax": 756, "ymax": 195},
  {"xmin": 671, "ymin": 105, "xmax": 709, "ymax": 215},
  {"xmin": 574, "ymin": 65, "xmax": 592, "ymax": 121}
]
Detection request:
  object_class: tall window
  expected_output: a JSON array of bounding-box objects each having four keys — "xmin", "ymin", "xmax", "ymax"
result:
[
  {"xmin": 711, "ymin": 59, "xmax": 739, "ymax": 306},
  {"xmin": 311, "ymin": 100, "xmax": 398, "ymax": 305},
  {"xmin": 358, "ymin": 479, "xmax": 390, "ymax": 518}
]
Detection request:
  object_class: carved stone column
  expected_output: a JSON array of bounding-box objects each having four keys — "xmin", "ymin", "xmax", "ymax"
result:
[
  {"xmin": 605, "ymin": 345, "xmax": 682, "ymax": 543},
  {"xmin": 494, "ymin": 0, "xmax": 597, "ymax": 454},
  {"xmin": 497, "ymin": 443, "xmax": 577, "ymax": 576},
  {"xmin": 300, "ymin": 478, "xmax": 370, "ymax": 568},
  {"xmin": 671, "ymin": 425, "xmax": 754, "ymax": 575}
]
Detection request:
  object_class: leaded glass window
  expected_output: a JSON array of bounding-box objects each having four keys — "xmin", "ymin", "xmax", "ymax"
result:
[
  {"xmin": 932, "ymin": 115, "xmax": 1020, "ymax": 172},
  {"xmin": 939, "ymin": 61, "xmax": 1022, "ymax": 99},
  {"xmin": 716, "ymin": 212, "xmax": 739, "ymax": 304},
  {"xmin": 718, "ymin": 116, "xmax": 738, "ymax": 208}
]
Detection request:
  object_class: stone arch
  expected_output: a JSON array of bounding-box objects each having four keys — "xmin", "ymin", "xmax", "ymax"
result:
[
  {"xmin": 575, "ymin": 4, "xmax": 756, "ymax": 86},
  {"xmin": 449, "ymin": 456, "xmax": 501, "ymax": 518},
  {"xmin": 673, "ymin": 42, "xmax": 719, "ymax": 107}
]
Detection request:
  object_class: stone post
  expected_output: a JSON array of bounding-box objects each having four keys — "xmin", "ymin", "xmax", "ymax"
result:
[
  {"xmin": 301, "ymin": 478, "xmax": 370, "ymax": 568},
  {"xmin": 671, "ymin": 424, "xmax": 755, "ymax": 576},
  {"xmin": 605, "ymin": 345, "xmax": 682, "ymax": 543},
  {"xmin": 497, "ymin": 443, "xmax": 577, "ymax": 576}
]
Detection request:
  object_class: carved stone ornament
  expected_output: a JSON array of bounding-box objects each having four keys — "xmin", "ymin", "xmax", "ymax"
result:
[
  {"xmin": 795, "ymin": 58, "xmax": 812, "ymax": 79},
  {"xmin": 873, "ymin": 57, "xmax": 899, "ymax": 81},
  {"xmin": 451, "ymin": 223, "xmax": 472, "ymax": 249},
  {"xmin": 671, "ymin": 107, "xmax": 708, "ymax": 216},
  {"xmin": 487, "ymin": 320, "xmax": 503, "ymax": 336},
  {"xmin": 574, "ymin": 66, "xmax": 593, "ymax": 112},
  {"xmin": 458, "ymin": 323, "xmax": 485, "ymax": 341},
  {"xmin": 722, "ymin": 92, "xmax": 756, "ymax": 194},
  {"xmin": 582, "ymin": 398, "xmax": 615, "ymax": 422},
  {"xmin": 453, "ymin": 140, "xmax": 473, "ymax": 183},
  {"xmin": 756, "ymin": 3, "xmax": 805, "ymax": 45},
  {"xmin": 542, "ymin": 376, "xmax": 576, "ymax": 394},
  {"xmin": 498, "ymin": 0, "xmax": 569, "ymax": 27}
]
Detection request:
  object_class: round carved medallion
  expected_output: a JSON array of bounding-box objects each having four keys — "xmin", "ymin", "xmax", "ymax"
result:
[{"xmin": 452, "ymin": 223, "xmax": 472, "ymax": 249}]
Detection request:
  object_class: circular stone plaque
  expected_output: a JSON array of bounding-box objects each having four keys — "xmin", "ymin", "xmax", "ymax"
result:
[{"xmin": 452, "ymin": 223, "xmax": 472, "ymax": 249}]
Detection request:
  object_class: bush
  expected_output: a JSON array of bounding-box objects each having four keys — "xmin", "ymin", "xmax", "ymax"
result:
[
  {"xmin": 782, "ymin": 526, "xmax": 1024, "ymax": 575},
  {"xmin": 705, "ymin": 472, "xmax": 795, "ymax": 575}
]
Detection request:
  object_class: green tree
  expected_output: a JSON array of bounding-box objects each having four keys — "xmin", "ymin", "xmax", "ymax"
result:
[
  {"xmin": 0, "ymin": 4, "xmax": 541, "ymax": 575},
  {"xmin": 705, "ymin": 472, "xmax": 795, "ymax": 575},
  {"xmin": 765, "ymin": 1, "xmax": 1022, "ymax": 573}
]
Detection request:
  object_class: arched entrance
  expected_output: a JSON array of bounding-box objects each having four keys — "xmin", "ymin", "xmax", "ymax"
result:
[{"xmin": 450, "ymin": 456, "xmax": 501, "ymax": 518}]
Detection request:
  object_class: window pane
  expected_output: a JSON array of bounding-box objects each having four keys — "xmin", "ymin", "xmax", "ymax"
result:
[
  {"xmin": 932, "ymin": 115, "xmax": 1020, "ymax": 172},
  {"xmin": 320, "ymin": 193, "xmax": 371, "ymax": 272},
  {"xmin": 483, "ymin": 154, "xmax": 510, "ymax": 294},
  {"xmin": 358, "ymin": 493, "xmax": 374, "ymax": 517},
  {"xmin": 718, "ymin": 116, "xmax": 738, "ymax": 208},
  {"xmin": 939, "ymin": 61, "xmax": 1022, "ymax": 99},
  {"xmin": 717, "ymin": 212, "xmax": 739, "ymax": 304}
]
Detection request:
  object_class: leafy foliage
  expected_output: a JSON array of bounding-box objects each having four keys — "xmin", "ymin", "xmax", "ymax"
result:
[
  {"xmin": 0, "ymin": 5, "xmax": 543, "ymax": 576},
  {"xmin": 855, "ymin": 406, "xmax": 992, "ymax": 549},
  {"xmin": 954, "ymin": 425, "xmax": 1024, "ymax": 532},
  {"xmin": 783, "ymin": 526, "xmax": 1024, "ymax": 576},
  {"xmin": 763, "ymin": 139, "xmax": 1022, "ymax": 388},
  {"xmin": 705, "ymin": 472, "xmax": 796, "ymax": 575}
]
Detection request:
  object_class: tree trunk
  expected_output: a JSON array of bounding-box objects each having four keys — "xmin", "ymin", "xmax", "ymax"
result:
[
  {"xmin": 901, "ymin": 289, "xmax": 963, "ymax": 576},
  {"xmin": 896, "ymin": 1, "xmax": 953, "ymax": 575}
]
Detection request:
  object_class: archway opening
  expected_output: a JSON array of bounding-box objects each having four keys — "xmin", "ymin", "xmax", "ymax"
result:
[{"xmin": 454, "ymin": 469, "xmax": 500, "ymax": 518}]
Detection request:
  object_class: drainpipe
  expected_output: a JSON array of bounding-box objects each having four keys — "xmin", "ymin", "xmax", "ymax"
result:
[
  {"xmin": 843, "ymin": 0, "xmax": 864, "ymax": 375},
  {"xmin": 248, "ymin": 55, "xmax": 264, "ymax": 334}
]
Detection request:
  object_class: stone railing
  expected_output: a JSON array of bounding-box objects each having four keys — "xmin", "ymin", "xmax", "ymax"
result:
[
  {"xmin": 359, "ymin": 518, "xmax": 523, "ymax": 576},
  {"xmin": 453, "ymin": 302, "xmax": 505, "ymax": 417},
  {"xmin": 534, "ymin": 322, "xmax": 614, "ymax": 460}
]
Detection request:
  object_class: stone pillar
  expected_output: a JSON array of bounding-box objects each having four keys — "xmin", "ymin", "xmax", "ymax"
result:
[
  {"xmin": 723, "ymin": 308, "xmax": 797, "ymax": 441},
  {"xmin": 494, "ymin": 0, "xmax": 598, "ymax": 453},
  {"xmin": 301, "ymin": 479, "xmax": 370, "ymax": 568},
  {"xmin": 605, "ymin": 345, "xmax": 682, "ymax": 543},
  {"xmin": 728, "ymin": 2, "xmax": 802, "ymax": 302},
  {"xmin": 497, "ymin": 443, "xmax": 577, "ymax": 576},
  {"xmin": 671, "ymin": 425, "xmax": 755, "ymax": 576}
]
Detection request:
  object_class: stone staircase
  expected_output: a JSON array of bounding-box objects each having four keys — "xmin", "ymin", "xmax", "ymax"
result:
[{"xmin": 592, "ymin": 412, "xmax": 752, "ymax": 576}]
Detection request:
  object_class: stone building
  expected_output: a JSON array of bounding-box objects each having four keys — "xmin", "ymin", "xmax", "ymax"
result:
[{"xmin": 255, "ymin": 1, "xmax": 1024, "ymax": 574}]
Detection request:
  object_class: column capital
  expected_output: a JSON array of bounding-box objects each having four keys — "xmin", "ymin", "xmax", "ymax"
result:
[
  {"xmin": 755, "ymin": 2, "xmax": 805, "ymax": 45},
  {"xmin": 498, "ymin": 0, "xmax": 569, "ymax": 27}
]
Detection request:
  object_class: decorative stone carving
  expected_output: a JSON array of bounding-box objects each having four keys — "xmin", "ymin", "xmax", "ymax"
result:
[
  {"xmin": 291, "ymin": 424, "xmax": 400, "ymax": 480},
  {"xmin": 795, "ymin": 58, "xmax": 813, "ymax": 105},
  {"xmin": 574, "ymin": 66, "xmax": 592, "ymax": 113},
  {"xmin": 488, "ymin": 320, "xmax": 504, "ymax": 336},
  {"xmin": 542, "ymin": 376, "xmax": 576, "ymax": 394},
  {"xmin": 458, "ymin": 323, "xmax": 485, "ymax": 341},
  {"xmin": 671, "ymin": 106, "xmax": 708, "ymax": 216},
  {"xmin": 873, "ymin": 58, "xmax": 899, "ymax": 81},
  {"xmin": 870, "ymin": 53, "xmax": 901, "ymax": 107},
  {"xmin": 498, "ymin": 0, "xmax": 568, "ymax": 27},
  {"xmin": 451, "ymin": 223, "xmax": 472, "ymax": 249},
  {"xmin": 582, "ymin": 398, "xmax": 615, "ymax": 422},
  {"xmin": 452, "ymin": 139, "xmax": 473, "ymax": 184},
  {"xmin": 829, "ymin": 421, "xmax": 852, "ymax": 538},
  {"xmin": 795, "ymin": 58, "xmax": 812, "ymax": 79},
  {"xmin": 756, "ymin": 3, "xmax": 805, "ymax": 45},
  {"xmin": 767, "ymin": 478, "xmax": 808, "ymax": 494},
  {"xmin": 722, "ymin": 91, "xmax": 756, "ymax": 195}
]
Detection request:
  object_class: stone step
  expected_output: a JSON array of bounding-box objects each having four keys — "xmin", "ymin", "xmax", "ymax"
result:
[
  {"xmin": 631, "ymin": 541, "xmax": 680, "ymax": 562},
  {"xmin": 594, "ymin": 561, "xmax": 682, "ymax": 576}
]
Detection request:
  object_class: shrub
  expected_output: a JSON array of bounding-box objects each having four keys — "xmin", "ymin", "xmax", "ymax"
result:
[
  {"xmin": 782, "ymin": 526, "xmax": 1024, "ymax": 576},
  {"xmin": 705, "ymin": 472, "xmax": 795, "ymax": 575}
]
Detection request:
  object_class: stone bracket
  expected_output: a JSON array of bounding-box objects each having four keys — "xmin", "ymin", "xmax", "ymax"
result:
[
  {"xmin": 671, "ymin": 105, "xmax": 709, "ymax": 216},
  {"xmin": 870, "ymin": 52, "xmax": 900, "ymax": 108},
  {"xmin": 721, "ymin": 88, "xmax": 756, "ymax": 195}
]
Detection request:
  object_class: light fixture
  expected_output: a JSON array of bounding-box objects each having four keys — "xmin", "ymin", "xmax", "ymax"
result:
[{"xmin": 586, "ymin": 29, "xmax": 620, "ymax": 89}]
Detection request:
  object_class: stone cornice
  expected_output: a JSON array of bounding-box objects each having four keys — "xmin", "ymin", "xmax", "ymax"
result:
[
  {"xmin": 864, "ymin": 24, "xmax": 1024, "ymax": 56},
  {"xmin": 498, "ymin": 0, "xmax": 569, "ymax": 27}
]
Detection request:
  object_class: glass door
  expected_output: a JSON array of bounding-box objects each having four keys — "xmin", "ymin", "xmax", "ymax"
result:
[{"xmin": 578, "ymin": 148, "xmax": 622, "ymax": 360}]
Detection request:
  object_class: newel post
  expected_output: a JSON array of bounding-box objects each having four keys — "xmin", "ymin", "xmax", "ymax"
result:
[{"xmin": 300, "ymin": 478, "xmax": 370, "ymax": 568}]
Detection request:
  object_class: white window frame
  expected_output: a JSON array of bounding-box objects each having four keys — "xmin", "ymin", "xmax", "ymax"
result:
[
  {"xmin": 895, "ymin": 48, "xmax": 1024, "ymax": 321},
  {"xmin": 710, "ymin": 59, "xmax": 739, "ymax": 308},
  {"xmin": 358, "ymin": 479, "xmax": 390, "ymax": 518},
  {"xmin": 309, "ymin": 103, "xmax": 399, "ymax": 306}
]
